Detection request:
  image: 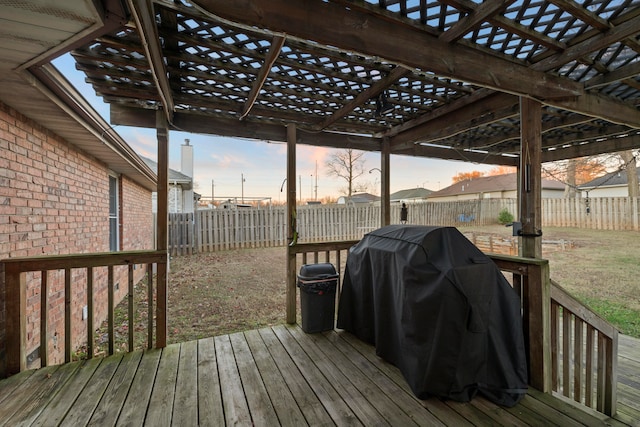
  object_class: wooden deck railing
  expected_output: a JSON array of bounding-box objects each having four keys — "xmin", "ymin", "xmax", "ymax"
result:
[
  {"xmin": 284, "ymin": 243, "xmax": 618, "ymax": 417},
  {"xmin": 286, "ymin": 241, "xmax": 358, "ymax": 324},
  {"xmin": 2, "ymin": 250, "xmax": 168, "ymax": 376},
  {"xmin": 550, "ymin": 280, "xmax": 618, "ymax": 416},
  {"xmin": 490, "ymin": 254, "xmax": 618, "ymax": 417}
]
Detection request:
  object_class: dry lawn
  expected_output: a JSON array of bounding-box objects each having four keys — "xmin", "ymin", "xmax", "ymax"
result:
[
  {"xmin": 166, "ymin": 248, "xmax": 288, "ymax": 344},
  {"xmin": 100, "ymin": 226, "xmax": 640, "ymax": 355},
  {"xmin": 163, "ymin": 225, "xmax": 640, "ymax": 342}
]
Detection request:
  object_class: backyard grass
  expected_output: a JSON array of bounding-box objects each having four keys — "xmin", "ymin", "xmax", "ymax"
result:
[
  {"xmin": 98, "ymin": 226, "xmax": 640, "ymax": 355},
  {"xmin": 464, "ymin": 225, "xmax": 640, "ymax": 338}
]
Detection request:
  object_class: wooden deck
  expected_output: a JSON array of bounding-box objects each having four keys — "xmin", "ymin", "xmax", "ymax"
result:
[{"xmin": 0, "ymin": 325, "xmax": 638, "ymax": 426}]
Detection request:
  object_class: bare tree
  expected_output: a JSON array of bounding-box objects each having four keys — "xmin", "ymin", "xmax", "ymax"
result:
[
  {"xmin": 620, "ymin": 150, "xmax": 638, "ymax": 198},
  {"xmin": 325, "ymin": 149, "xmax": 367, "ymax": 197}
]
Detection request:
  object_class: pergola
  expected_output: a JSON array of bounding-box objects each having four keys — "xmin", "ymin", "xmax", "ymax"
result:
[
  {"xmin": 65, "ymin": 0, "xmax": 638, "ymax": 260},
  {"xmin": 2, "ymin": 1, "xmax": 637, "ymax": 412}
]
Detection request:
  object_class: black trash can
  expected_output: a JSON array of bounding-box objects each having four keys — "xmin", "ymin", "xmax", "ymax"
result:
[{"xmin": 297, "ymin": 263, "xmax": 339, "ymax": 333}]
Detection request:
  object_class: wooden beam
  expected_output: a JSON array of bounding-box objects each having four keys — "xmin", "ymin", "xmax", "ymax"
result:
[
  {"xmin": 584, "ymin": 61, "xmax": 640, "ymax": 90},
  {"xmin": 286, "ymin": 124, "xmax": 297, "ymax": 325},
  {"xmin": 111, "ymin": 105, "xmax": 380, "ymax": 150},
  {"xmin": 542, "ymin": 132, "xmax": 640, "ymax": 162},
  {"xmin": 240, "ymin": 36, "xmax": 286, "ymax": 120},
  {"xmin": 546, "ymin": 93, "xmax": 640, "ymax": 130},
  {"xmin": 456, "ymin": 112, "xmax": 598, "ymax": 153},
  {"xmin": 390, "ymin": 92, "xmax": 519, "ymax": 148},
  {"xmin": 128, "ymin": 0, "xmax": 174, "ymax": 122},
  {"xmin": 393, "ymin": 143, "xmax": 519, "ymax": 166},
  {"xmin": 191, "ymin": 0, "xmax": 582, "ymax": 99}
]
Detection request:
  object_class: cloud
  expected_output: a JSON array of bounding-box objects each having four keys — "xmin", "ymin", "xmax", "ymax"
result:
[{"xmin": 121, "ymin": 128, "xmax": 157, "ymax": 160}]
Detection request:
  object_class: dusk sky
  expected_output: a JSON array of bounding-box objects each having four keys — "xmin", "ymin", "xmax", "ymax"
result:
[{"xmin": 53, "ymin": 54, "xmax": 497, "ymax": 203}]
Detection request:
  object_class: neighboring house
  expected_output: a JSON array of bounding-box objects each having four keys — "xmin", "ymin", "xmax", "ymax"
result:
[
  {"xmin": 141, "ymin": 147, "xmax": 196, "ymax": 214},
  {"xmin": 390, "ymin": 187, "xmax": 433, "ymax": 203},
  {"xmin": 0, "ymin": 68, "xmax": 156, "ymax": 370},
  {"xmin": 579, "ymin": 169, "xmax": 640, "ymax": 197},
  {"xmin": 337, "ymin": 192, "xmax": 380, "ymax": 204},
  {"xmin": 427, "ymin": 173, "xmax": 565, "ymax": 201}
]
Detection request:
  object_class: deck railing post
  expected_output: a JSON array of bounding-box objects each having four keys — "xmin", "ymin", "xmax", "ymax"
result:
[
  {"xmin": 526, "ymin": 260, "xmax": 552, "ymax": 392},
  {"xmin": 604, "ymin": 330, "xmax": 618, "ymax": 416},
  {"xmin": 5, "ymin": 264, "xmax": 26, "ymax": 375}
]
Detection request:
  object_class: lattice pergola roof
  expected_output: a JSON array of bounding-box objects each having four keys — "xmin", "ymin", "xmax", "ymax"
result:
[{"xmin": 71, "ymin": 0, "xmax": 640, "ymax": 166}]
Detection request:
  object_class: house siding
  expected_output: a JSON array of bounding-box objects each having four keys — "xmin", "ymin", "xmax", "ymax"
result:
[{"xmin": 0, "ymin": 101, "xmax": 152, "ymax": 371}]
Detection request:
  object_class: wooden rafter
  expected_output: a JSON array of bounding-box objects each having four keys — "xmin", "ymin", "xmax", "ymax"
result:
[
  {"xmin": 128, "ymin": 0, "xmax": 175, "ymax": 122},
  {"xmin": 532, "ymin": 12, "xmax": 640, "ymax": 72},
  {"xmin": 239, "ymin": 36, "xmax": 286, "ymax": 120},
  {"xmin": 439, "ymin": 0, "xmax": 515, "ymax": 43},
  {"xmin": 315, "ymin": 67, "xmax": 410, "ymax": 131},
  {"xmin": 441, "ymin": 0, "xmax": 566, "ymax": 51}
]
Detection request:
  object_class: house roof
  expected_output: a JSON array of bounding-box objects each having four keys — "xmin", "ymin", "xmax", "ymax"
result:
[
  {"xmin": 390, "ymin": 188, "xmax": 433, "ymax": 202},
  {"xmin": 2, "ymin": 0, "xmax": 640, "ymax": 172},
  {"xmin": 429, "ymin": 173, "xmax": 565, "ymax": 198},
  {"xmin": 0, "ymin": 1, "xmax": 156, "ymax": 192},
  {"xmin": 338, "ymin": 192, "xmax": 380, "ymax": 203},
  {"xmin": 579, "ymin": 169, "xmax": 640, "ymax": 189},
  {"xmin": 140, "ymin": 157, "xmax": 192, "ymax": 188}
]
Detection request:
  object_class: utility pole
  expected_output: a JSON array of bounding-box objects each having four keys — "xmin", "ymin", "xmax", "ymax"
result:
[
  {"xmin": 241, "ymin": 173, "xmax": 245, "ymax": 203},
  {"xmin": 314, "ymin": 160, "xmax": 318, "ymax": 200},
  {"xmin": 211, "ymin": 179, "xmax": 215, "ymax": 204}
]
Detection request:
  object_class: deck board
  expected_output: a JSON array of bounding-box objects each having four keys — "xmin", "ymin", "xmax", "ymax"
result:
[
  {"xmin": 258, "ymin": 327, "xmax": 334, "ymax": 425},
  {"xmin": 172, "ymin": 339, "xmax": 198, "ymax": 427},
  {"xmin": 196, "ymin": 337, "xmax": 225, "ymax": 427},
  {"xmin": 88, "ymin": 350, "xmax": 142, "ymax": 426},
  {"xmin": 0, "ymin": 325, "xmax": 636, "ymax": 426}
]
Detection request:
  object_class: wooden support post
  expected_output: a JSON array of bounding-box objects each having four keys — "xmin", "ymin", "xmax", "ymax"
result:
[
  {"xmin": 4, "ymin": 264, "xmax": 26, "ymax": 375},
  {"xmin": 519, "ymin": 97, "xmax": 550, "ymax": 392},
  {"xmin": 286, "ymin": 124, "xmax": 297, "ymax": 324},
  {"xmin": 381, "ymin": 137, "xmax": 391, "ymax": 226},
  {"xmin": 525, "ymin": 260, "xmax": 552, "ymax": 392},
  {"xmin": 519, "ymin": 97, "xmax": 542, "ymax": 259},
  {"xmin": 156, "ymin": 111, "xmax": 169, "ymax": 348}
]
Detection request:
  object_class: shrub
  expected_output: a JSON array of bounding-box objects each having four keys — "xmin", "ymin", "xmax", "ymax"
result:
[{"xmin": 498, "ymin": 208, "xmax": 514, "ymax": 225}]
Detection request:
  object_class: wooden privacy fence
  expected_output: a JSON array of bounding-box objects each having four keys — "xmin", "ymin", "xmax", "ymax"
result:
[
  {"xmin": 162, "ymin": 199, "xmax": 513, "ymax": 255},
  {"xmin": 543, "ymin": 196, "xmax": 640, "ymax": 230},
  {"xmin": 161, "ymin": 197, "xmax": 640, "ymax": 255}
]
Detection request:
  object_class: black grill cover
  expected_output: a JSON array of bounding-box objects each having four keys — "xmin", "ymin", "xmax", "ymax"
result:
[{"xmin": 337, "ymin": 225, "xmax": 528, "ymax": 407}]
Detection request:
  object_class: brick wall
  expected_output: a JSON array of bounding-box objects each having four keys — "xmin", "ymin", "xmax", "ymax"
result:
[{"xmin": 0, "ymin": 101, "xmax": 153, "ymax": 372}]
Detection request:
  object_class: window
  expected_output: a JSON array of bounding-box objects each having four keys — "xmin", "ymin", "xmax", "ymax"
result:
[{"xmin": 109, "ymin": 175, "xmax": 119, "ymax": 251}]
